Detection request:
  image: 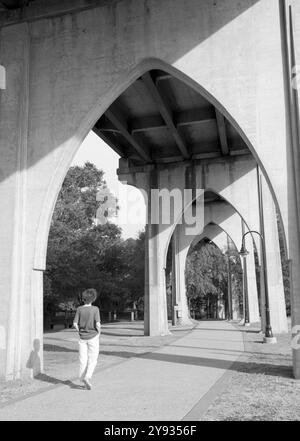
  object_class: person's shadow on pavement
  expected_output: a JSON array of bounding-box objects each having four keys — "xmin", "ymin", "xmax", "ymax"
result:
[
  {"xmin": 26, "ymin": 338, "xmax": 41, "ymax": 377},
  {"xmin": 34, "ymin": 373, "xmax": 85, "ymax": 390},
  {"xmin": 26, "ymin": 339, "xmax": 85, "ymax": 390}
]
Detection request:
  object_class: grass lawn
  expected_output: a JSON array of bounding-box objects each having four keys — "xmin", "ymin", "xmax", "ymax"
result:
[{"xmin": 201, "ymin": 320, "xmax": 300, "ymax": 421}]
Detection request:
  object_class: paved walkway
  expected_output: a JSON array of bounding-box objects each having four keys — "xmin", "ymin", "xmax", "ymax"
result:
[{"xmin": 0, "ymin": 321, "xmax": 244, "ymax": 421}]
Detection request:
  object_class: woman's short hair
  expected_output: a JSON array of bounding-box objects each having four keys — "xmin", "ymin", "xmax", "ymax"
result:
[{"xmin": 81, "ymin": 288, "xmax": 97, "ymax": 304}]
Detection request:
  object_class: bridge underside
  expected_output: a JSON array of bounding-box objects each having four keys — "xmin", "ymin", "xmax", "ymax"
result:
[
  {"xmin": 94, "ymin": 69, "xmax": 250, "ymax": 166},
  {"xmin": 0, "ymin": 0, "xmax": 300, "ymax": 381}
]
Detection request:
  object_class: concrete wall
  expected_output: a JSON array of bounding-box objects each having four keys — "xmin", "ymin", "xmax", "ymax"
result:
[{"xmin": 287, "ymin": 0, "xmax": 300, "ymax": 377}]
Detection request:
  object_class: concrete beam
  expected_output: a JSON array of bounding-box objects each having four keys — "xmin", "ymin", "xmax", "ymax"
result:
[
  {"xmin": 93, "ymin": 127, "xmax": 125, "ymax": 158},
  {"xmin": 215, "ymin": 109, "xmax": 229, "ymax": 156},
  {"xmin": 105, "ymin": 108, "xmax": 152, "ymax": 163},
  {"xmin": 129, "ymin": 108, "xmax": 216, "ymax": 134},
  {"xmin": 141, "ymin": 72, "xmax": 190, "ymax": 159}
]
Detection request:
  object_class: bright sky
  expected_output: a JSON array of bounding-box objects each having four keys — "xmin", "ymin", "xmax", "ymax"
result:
[{"xmin": 72, "ymin": 131, "xmax": 146, "ymax": 239}]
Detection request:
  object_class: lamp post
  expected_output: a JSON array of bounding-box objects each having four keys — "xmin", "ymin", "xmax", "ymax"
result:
[
  {"xmin": 241, "ymin": 222, "xmax": 250, "ymax": 326},
  {"xmin": 227, "ymin": 252, "xmax": 232, "ymax": 321},
  {"xmin": 226, "ymin": 235, "xmax": 233, "ymax": 321},
  {"xmin": 242, "ymin": 256, "xmax": 250, "ymax": 325},
  {"xmin": 239, "ymin": 231, "xmax": 277, "ymax": 344}
]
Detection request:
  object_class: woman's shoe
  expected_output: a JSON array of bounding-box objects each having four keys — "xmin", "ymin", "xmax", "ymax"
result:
[{"xmin": 83, "ymin": 378, "xmax": 92, "ymax": 390}]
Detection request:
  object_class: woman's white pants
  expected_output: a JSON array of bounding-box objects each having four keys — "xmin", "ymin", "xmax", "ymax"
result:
[{"xmin": 78, "ymin": 334, "xmax": 99, "ymax": 380}]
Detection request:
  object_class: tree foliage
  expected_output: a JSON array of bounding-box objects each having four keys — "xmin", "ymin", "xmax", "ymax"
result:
[
  {"xmin": 185, "ymin": 239, "xmax": 243, "ymax": 317},
  {"xmin": 44, "ymin": 162, "xmax": 145, "ymax": 322},
  {"xmin": 186, "ymin": 240, "xmax": 228, "ymax": 306}
]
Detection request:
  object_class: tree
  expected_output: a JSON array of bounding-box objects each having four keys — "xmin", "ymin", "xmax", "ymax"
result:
[
  {"xmin": 186, "ymin": 240, "xmax": 228, "ymax": 316},
  {"xmin": 119, "ymin": 231, "xmax": 145, "ymax": 310},
  {"xmin": 185, "ymin": 239, "xmax": 243, "ymax": 319},
  {"xmin": 51, "ymin": 162, "xmax": 106, "ymax": 231},
  {"xmin": 44, "ymin": 162, "xmax": 121, "ymax": 314},
  {"xmin": 44, "ymin": 162, "xmax": 146, "ymax": 325}
]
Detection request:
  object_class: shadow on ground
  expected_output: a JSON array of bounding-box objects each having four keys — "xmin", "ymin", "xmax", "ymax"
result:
[
  {"xmin": 98, "ymin": 350, "xmax": 293, "ymax": 379},
  {"xmin": 34, "ymin": 373, "xmax": 84, "ymax": 390},
  {"xmin": 44, "ymin": 344, "xmax": 77, "ymax": 353}
]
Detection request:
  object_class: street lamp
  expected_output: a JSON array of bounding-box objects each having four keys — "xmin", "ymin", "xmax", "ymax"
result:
[
  {"xmin": 239, "ymin": 243, "xmax": 249, "ymax": 258},
  {"xmin": 239, "ymin": 230, "xmax": 277, "ymax": 344}
]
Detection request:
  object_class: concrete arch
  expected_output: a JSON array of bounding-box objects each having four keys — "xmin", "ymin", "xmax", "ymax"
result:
[
  {"xmin": 200, "ymin": 188, "xmax": 260, "ymax": 257},
  {"xmin": 191, "ymin": 223, "xmax": 239, "ymax": 255},
  {"xmin": 5, "ymin": 55, "xmax": 291, "ymax": 377},
  {"xmin": 33, "ymin": 54, "xmax": 287, "ymax": 272},
  {"xmin": 164, "ymin": 176, "xmax": 261, "ymax": 273},
  {"xmin": 189, "ymin": 222, "xmax": 260, "ymax": 323},
  {"xmin": 32, "ymin": 55, "xmax": 286, "ymax": 342},
  {"xmin": 170, "ymin": 189, "xmax": 286, "ymax": 331},
  {"xmin": 29, "ymin": 51, "xmax": 287, "ymax": 322},
  {"xmin": 4, "ymin": 1, "xmax": 300, "ymax": 381},
  {"xmin": 139, "ymin": 149, "xmax": 288, "ymax": 335}
]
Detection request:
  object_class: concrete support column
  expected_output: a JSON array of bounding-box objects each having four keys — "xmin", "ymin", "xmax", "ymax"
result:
[
  {"xmin": 0, "ymin": 23, "xmax": 43, "ymax": 380},
  {"xmin": 261, "ymin": 175, "xmax": 288, "ymax": 334},
  {"xmin": 281, "ymin": 0, "xmax": 300, "ymax": 377},
  {"xmin": 118, "ymin": 161, "xmax": 193, "ymax": 337},
  {"xmin": 241, "ymin": 221, "xmax": 250, "ymax": 325},
  {"xmin": 258, "ymin": 264, "xmax": 266, "ymax": 332},
  {"xmin": 241, "ymin": 255, "xmax": 249, "ymax": 325},
  {"xmin": 144, "ymin": 168, "xmax": 169, "ymax": 336},
  {"xmin": 245, "ymin": 238, "xmax": 260, "ymax": 324},
  {"xmin": 171, "ymin": 226, "xmax": 194, "ymax": 327},
  {"xmin": 26, "ymin": 269, "xmax": 44, "ymax": 376},
  {"xmin": 232, "ymin": 286, "xmax": 241, "ymax": 320},
  {"xmin": 171, "ymin": 234, "xmax": 178, "ymax": 325}
]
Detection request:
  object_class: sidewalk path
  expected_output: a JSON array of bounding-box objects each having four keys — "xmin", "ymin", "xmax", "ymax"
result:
[{"xmin": 0, "ymin": 321, "xmax": 244, "ymax": 421}]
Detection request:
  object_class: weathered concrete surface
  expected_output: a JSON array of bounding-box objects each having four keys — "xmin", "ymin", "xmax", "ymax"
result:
[
  {"xmin": 0, "ymin": 321, "xmax": 244, "ymax": 421},
  {"xmin": 281, "ymin": 0, "xmax": 300, "ymax": 378},
  {"xmin": 0, "ymin": 0, "xmax": 299, "ymax": 378},
  {"xmin": 261, "ymin": 175, "xmax": 288, "ymax": 334},
  {"xmin": 171, "ymin": 228, "xmax": 194, "ymax": 327}
]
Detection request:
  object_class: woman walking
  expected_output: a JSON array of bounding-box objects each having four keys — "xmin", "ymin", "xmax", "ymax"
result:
[{"xmin": 73, "ymin": 288, "xmax": 101, "ymax": 390}]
